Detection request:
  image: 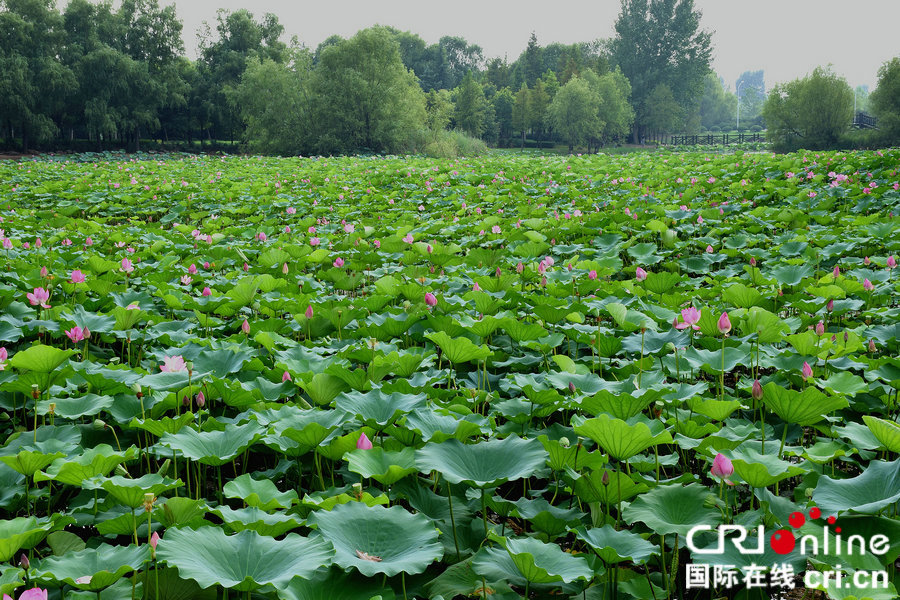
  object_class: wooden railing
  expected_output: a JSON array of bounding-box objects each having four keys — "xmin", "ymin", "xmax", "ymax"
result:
[{"xmin": 670, "ymin": 133, "xmax": 766, "ymax": 146}]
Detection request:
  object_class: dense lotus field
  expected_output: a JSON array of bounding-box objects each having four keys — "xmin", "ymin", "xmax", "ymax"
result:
[{"xmin": 1, "ymin": 148, "xmax": 900, "ymax": 600}]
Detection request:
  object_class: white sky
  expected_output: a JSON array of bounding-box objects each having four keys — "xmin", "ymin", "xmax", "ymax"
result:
[{"xmin": 76, "ymin": 0, "xmax": 900, "ymax": 90}]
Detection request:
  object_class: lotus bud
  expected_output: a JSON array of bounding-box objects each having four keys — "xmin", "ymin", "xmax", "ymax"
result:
[
  {"xmin": 635, "ymin": 267, "xmax": 647, "ymax": 281},
  {"xmin": 710, "ymin": 453, "xmax": 734, "ymax": 478},
  {"xmin": 93, "ymin": 419, "xmax": 107, "ymax": 430},
  {"xmin": 19, "ymin": 553, "xmax": 29, "ymax": 570},
  {"xmin": 815, "ymin": 321, "xmax": 825, "ymax": 336},
  {"xmin": 826, "ymin": 299, "xmax": 834, "ymax": 312},
  {"xmin": 568, "ymin": 381, "xmax": 576, "ymax": 394},
  {"xmin": 864, "ymin": 256, "xmax": 871, "ymax": 265},
  {"xmin": 833, "ymin": 265, "xmax": 840, "ymax": 278},
  {"xmin": 241, "ymin": 319, "xmax": 250, "ymax": 334},
  {"xmin": 196, "ymin": 391, "xmax": 205, "ymax": 408},
  {"xmin": 282, "ymin": 371, "xmax": 292, "ymax": 383},
  {"xmin": 601, "ymin": 471, "xmax": 610, "ymax": 486},
  {"xmin": 752, "ymin": 379, "xmax": 763, "ymax": 401},
  {"xmin": 424, "ymin": 292, "xmax": 437, "ymax": 307},
  {"xmin": 869, "ymin": 339, "xmax": 876, "ymax": 352},
  {"xmin": 356, "ymin": 432, "xmax": 373, "ymax": 450},
  {"xmin": 516, "ymin": 262, "xmax": 524, "ymax": 274},
  {"xmin": 749, "ymin": 257, "xmax": 757, "ymax": 267},
  {"xmin": 182, "ymin": 395, "xmax": 189, "ymax": 407},
  {"xmin": 801, "ymin": 361, "xmax": 813, "ymax": 380},
  {"xmin": 864, "ymin": 278, "xmax": 874, "ymax": 291},
  {"xmin": 843, "ymin": 331, "xmax": 849, "ymax": 343},
  {"xmin": 717, "ymin": 312, "xmax": 731, "ymax": 335}
]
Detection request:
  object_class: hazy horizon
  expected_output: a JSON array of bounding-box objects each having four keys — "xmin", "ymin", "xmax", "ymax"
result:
[{"xmin": 68, "ymin": 0, "xmax": 900, "ymax": 91}]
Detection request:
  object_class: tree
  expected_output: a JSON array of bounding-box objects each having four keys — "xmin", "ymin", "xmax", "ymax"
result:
[
  {"xmin": 870, "ymin": 57, "xmax": 900, "ymax": 144},
  {"xmin": 547, "ymin": 76, "xmax": 601, "ymax": 152},
  {"xmin": 491, "ymin": 87, "xmax": 515, "ymax": 146},
  {"xmin": 528, "ymin": 79, "xmax": 550, "ymax": 146},
  {"xmin": 585, "ymin": 67, "xmax": 635, "ymax": 146},
  {"xmin": 523, "ymin": 32, "xmax": 543, "ymax": 87},
  {"xmin": 230, "ymin": 48, "xmax": 313, "ymax": 155},
  {"xmin": 312, "ymin": 27, "xmax": 425, "ymax": 154},
  {"xmin": 643, "ymin": 83, "xmax": 681, "ymax": 141},
  {"xmin": 611, "ymin": 0, "xmax": 712, "ymax": 141},
  {"xmin": 736, "ymin": 70, "xmax": 765, "ymax": 129},
  {"xmin": 453, "ymin": 71, "xmax": 487, "ymax": 138},
  {"xmin": 425, "ymin": 89, "xmax": 453, "ymax": 132},
  {"xmin": 438, "ymin": 35, "xmax": 482, "ymax": 89},
  {"xmin": 762, "ymin": 66, "xmax": 853, "ymax": 150},
  {"xmin": 485, "ymin": 56, "xmax": 510, "ymax": 89},
  {"xmin": 512, "ymin": 84, "xmax": 530, "ymax": 148},
  {"xmin": 698, "ymin": 73, "xmax": 736, "ymax": 131}
]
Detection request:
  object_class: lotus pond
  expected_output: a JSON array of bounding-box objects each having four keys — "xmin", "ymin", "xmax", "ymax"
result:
[{"xmin": 1, "ymin": 149, "xmax": 899, "ymax": 600}]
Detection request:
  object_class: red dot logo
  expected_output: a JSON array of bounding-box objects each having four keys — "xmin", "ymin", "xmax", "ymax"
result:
[
  {"xmin": 770, "ymin": 529, "xmax": 796, "ymax": 555},
  {"xmin": 827, "ymin": 516, "xmax": 836, "ymax": 525},
  {"xmin": 809, "ymin": 507, "xmax": 821, "ymax": 519},
  {"xmin": 788, "ymin": 511, "xmax": 806, "ymax": 528}
]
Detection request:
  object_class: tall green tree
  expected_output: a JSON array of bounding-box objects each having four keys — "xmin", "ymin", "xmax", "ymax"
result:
[
  {"xmin": 512, "ymin": 83, "xmax": 530, "ymax": 148},
  {"xmin": 762, "ymin": 65, "xmax": 853, "ymax": 150},
  {"xmin": 312, "ymin": 27, "xmax": 425, "ymax": 154},
  {"xmin": 438, "ymin": 35, "xmax": 483, "ymax": 89},
  {"xmin": 453, "ymin": 71, "xmax": 487, "ymax": 138},
  {"xmin": 523, "ymin": 32, "xmax": 543, "ymax": 87},
  {"xmin": 611, "ymin": 0, "xmax": 712, "ymax": 141},
  {"xmin": 698, "ymin": 72, "xmax": 737, "ymax": 131},
  {"xmin": 868, "ymin": 58, "xmax": 900, "ymax": 144},
  {"xmin": 491, "ymin": 87, "xmax": 515, "ymax": 146},
  {"xmin": 583, "ymin": 67, "xmax": 635, "ymax": 146},
  {"xmin": 528, "ymin": 79, "xmax": 550, "ymax": 146},
  {"xmin": 547, "ymin": 75, "xmax": 601, "ymax": 152}
]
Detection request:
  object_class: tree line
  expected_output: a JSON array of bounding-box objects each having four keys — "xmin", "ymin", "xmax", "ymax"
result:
[{"xmin": 2, "ymin": 0, "xmax": 898, "ymax": 155}]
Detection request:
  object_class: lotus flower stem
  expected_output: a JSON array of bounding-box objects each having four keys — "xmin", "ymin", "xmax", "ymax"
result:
[
  {"xmin": 446, "ymin": 481, "xmax": 461, "ymax": 561},
  {"xmin": 401, "ymin": 572, "xmax": 407, "ymax": 600},
  {"xmin": 481, "ymin": 488, "xmax": 489, "ymax": 539}
]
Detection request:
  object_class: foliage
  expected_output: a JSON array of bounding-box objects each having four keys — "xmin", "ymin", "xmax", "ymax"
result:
[
  {"xmin": 547, "ymin": 76, "xmax": 601, "ymax": 151},
  {"xmin": 763, "ymin": 65, "xmax": 854, "ymax": 151},
  {"xmin": 870, "ymin": 57, "xmax": 900, "ymax": 145}
]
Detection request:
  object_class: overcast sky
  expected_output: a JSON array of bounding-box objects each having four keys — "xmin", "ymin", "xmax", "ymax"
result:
[{"xmin": 105, "ymin": 0, "xmax": 900, "ymax": 90}]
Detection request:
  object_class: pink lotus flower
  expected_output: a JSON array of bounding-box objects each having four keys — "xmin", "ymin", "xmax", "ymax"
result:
[
  {"xmin": 27, "ymin": 287, "xmax": 51, "ymax": 308},
  {"xmin": 40, "ymin": 266, "xmax": 48, "ymax": 278},
  {"xmin": 833, "ymin": 265, "xmax": 840, "ymax": 278},
  {"xmin": 180, "ymin": 275, "xmax": 192, "ymax": 285},
  {"xmin": 196, "ymin": 391, "xmax": 205, "ymax": 408},
  {"xmin": 35, "ymin": 238, "xmax": 42, "ymax": 248},
  {"xmin": 333, "ymin": 257, "xmax": 344, "ymax": 268},
  {"xmin": 305, "ymin": 304, "xmax": 314, "ymax": 319},
  {"xmin": 710, "ymin": 453, "xmax": 734, "ymax": 478},
  {"xmin": 424, "ymin": 292, "xmax": 437, "ymax": 307},
  {"xmin": 150, "ymin": 531, "xmax": 160, "ymax": 550},
  {"xmin": 473, "ymin": 282, "xmax": 481, "ymax": 291},
  {"xmin": 65, "ymin": 326, "xmax": 89, "ymax": 343},
  {"xmin": 888, "ymin": 256, "xmax": 897, "ymax": 269},
  {"xmin": 70, "ymin": 270, "xmax": 86, "ymax": 284},
  {"xmin": 491, "ymin": 225, "xmax": 501, "ymax": 234},
  {"xmin": 588, "ymin": 270, "xmax": 597, "ymax": 280},
  {"xmin": 373, "ymin": 240, "xmax": 380, "ymax": 249},
  {"xmin": 697, "ymin": 215, "xmax": 704, "ymax": 224},
  {"xmin": 752, "ymin": 379, "xmax": 763, "ymax": 401},
  {"xmin": 801, "ymin": 361, "xmax": 813, "ymax": 380},
  {"xmin": 749, "ymin": 257, "xmax": 757, "ymax": 267},
  {"xmin": 85, "ymin": 236, "xmax": 93, "ymax": 246},
  {"xmin": 160, "ymin": 355, "xmax": 186, "ymax": 373},
  {"xmin": 74, "ymin": 576, "xmax": 92, "ymax": 585},
  {"xmin": 864, "ymin": 256, "xmax": 871, "ymax": 265},
  {"xmin": 257, "ymin": 232, "xmax": 267, "ymax": 242},
  {"xmin": 241, "ymin": 319, "xmax": 250, "ymax": 334},
  {"xmin": 201, "ymin": 287, "xmax": 211, "ymax": 297},
  {"xmin": 18, "ymin": 588, "xmax": 48, "ymax": 600},
  {"xmin": 286, "ymin": 206, "xmax": 296, "ymax": 215},
  {"xmin": 864, "ymin": 278, "xmax": 874, "ymax": 291},
  {"xmin": 188, "ymin": 264, "xmax": 197, "ymax": 274},
  {"xmin": 0, "ymin": 347, "xmax": 8, "ymax": 371},
  {"xmin": 815, "ymin": 321, "xmax": 825, "ymax": 336},
  {"xmin": 120, "ymin": 258, "xmax": 134, "ymax": 274},
  {"xmin": 869, "ymin": 339, "xmax": 877, "ymax": 352},
  {"xmin": 284, "ymin": 226, "xmax": 291, "ymax": 233},
  {"xmin": 282, "ymin": 262, "xmax": 289, "ymax": 275},
  {"xmin": 706, "ymin": 245, "xmax": 714, "ymax": 253},
  {"xmin": 403, "ymin": 233, "xmax": 414, "ymax": 243},
  {"xmin": 356, "ymin": 432, "xmax": 373, "ymax": 450},
  {"xmin": 516, "ymin": 262, "xmax": 524, "ymax": 274},
  {"xmin": 282, "ymin": 371, "xmax": 292, "ymax": 382},
  {"xmin": 826, "ymin": 299, "xmax": 834, "ymax": 312},
  {"xmin": 2, "ymin": 238, "xmax": 11, "ymax": 249},
  {"xmin": 343, "ymin": 223, "xmax": 355, "ymax": 234},
  {"xmin": 675, "ymin": 307, "xmax": 701, "ymax": 330},
  {"xmin": 310, "ymin": 237, "xmax": 320, "ymax": 247},
  {"xmin": 717, "ymin": 312, "xmax": 731, "ymax": 335},
  {"xmin": 635, "ymin": 267, "xmax": 647, "ymax": 282}
]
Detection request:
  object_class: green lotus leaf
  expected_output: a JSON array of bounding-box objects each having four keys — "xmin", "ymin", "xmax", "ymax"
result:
[
  {"xmin": 569, "ymin": 468, "xmax": 649, "ymax": 504},
  {"xmin": 157, "ymin": 422, "xmax": 265, "ymax": 466},
  {"xmin": 404, "ymin": 407, "xmax": 487, "ymax": 442},
  {"xmin": 46, "ymin": 531, "xmax": 87, "ymax": 555},
  {"xmin": 31, "ymin": 543, "xmax": 150, "ymax": 591},
  {"xmin": 0, "ymin": 450, "xmax": 66, "ymax": 477},
  {"xmin": 211, "ymin": 506, "xmax": 304, "ymax": 537},
  {"xmin": 862, "ymin": 416, "xmax": 900, "ymax": 453},
  {"xmin": 128, "ymin": 413, "xmax": 195, "ymax": 438},
  {"xmin": 762, "ymin": 382, "xmax": 848, "ymax": 426},
  {"xmin": 307, "ymin": 502, "xmax": 442, "ymax": 577},
  {"xmin": 37, "ymin": 393, "xmax": 114, "ymax": 418},
  {"xmin": 34, "ymin": 444, "xmax": 136, "ymax": 485},
  {"xmin": 222, "ymin": 473, "xmax": 298, "ymax": 510},
  {"xmin": 336, "ymin": 389, "xmax": 427, "ymax": 428},
  {"xmin": 8, "ymin": 344, "xmax": 74, "ymax": 373},
  {"xmin": 0, "ymin": 514, "xmax": 71, "ymax": 562},
  {"xmin": 0, "ymin": 565, "xmax": 24, "ymax": 596},
  {"xmin": 425, "ymin": 331, "xmax": 492, "ymax": 364},
  {"xmin": 729, "ymin": 445, "xmax": 809, "ymax": 488},
  {"xmin": 572, "ymin": 414, "xmax": 672, "ymax": 462},
  {"xmin": 575, "ymin": 524, "xmax": 659, "ymax": 564},
  {"xmin": 98, "ymin": 473, "xmax": 184, "ymax": 508},
  {"xmin": 472, "ymin": 535, "xmax": 592, "ymax": 585},
  {"xmin": 821, "ymin": 372, "xmax": 868, "ymax": 396},
  {"xmin": 623, "ymin": 483, "xmax": 722, "ymax": 537},
  {"xmin": 157, "ymin": 527, "xmax": 333, "ymax": 591},
  {"xmin": 301, "ymin": 373, "xmax": 350, "ymax": 406},
  {"xmin": 813, "ymin": 459, "xmax": 900, "ymax": 515},
  {"xmin": 606, "ymin": 302, "xmax": 658, "ymax": 332},
  {"xmin": 270, "ymin": 408, "xmax": 344, "ymax": 454},
  {"xmin": 415, "ymin": 435, "xmax": 548, "ymax": 488},
  {"xmin": 346, "ymin": 447, "xmax": 417, "ymax": 485},
  {"xmin": 580, "ymin": 389, "xmax": 656, "ymax": 420},
  {"xmin": 278, "ymin": 569, "xmax": 397, "ymax": 600}
]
